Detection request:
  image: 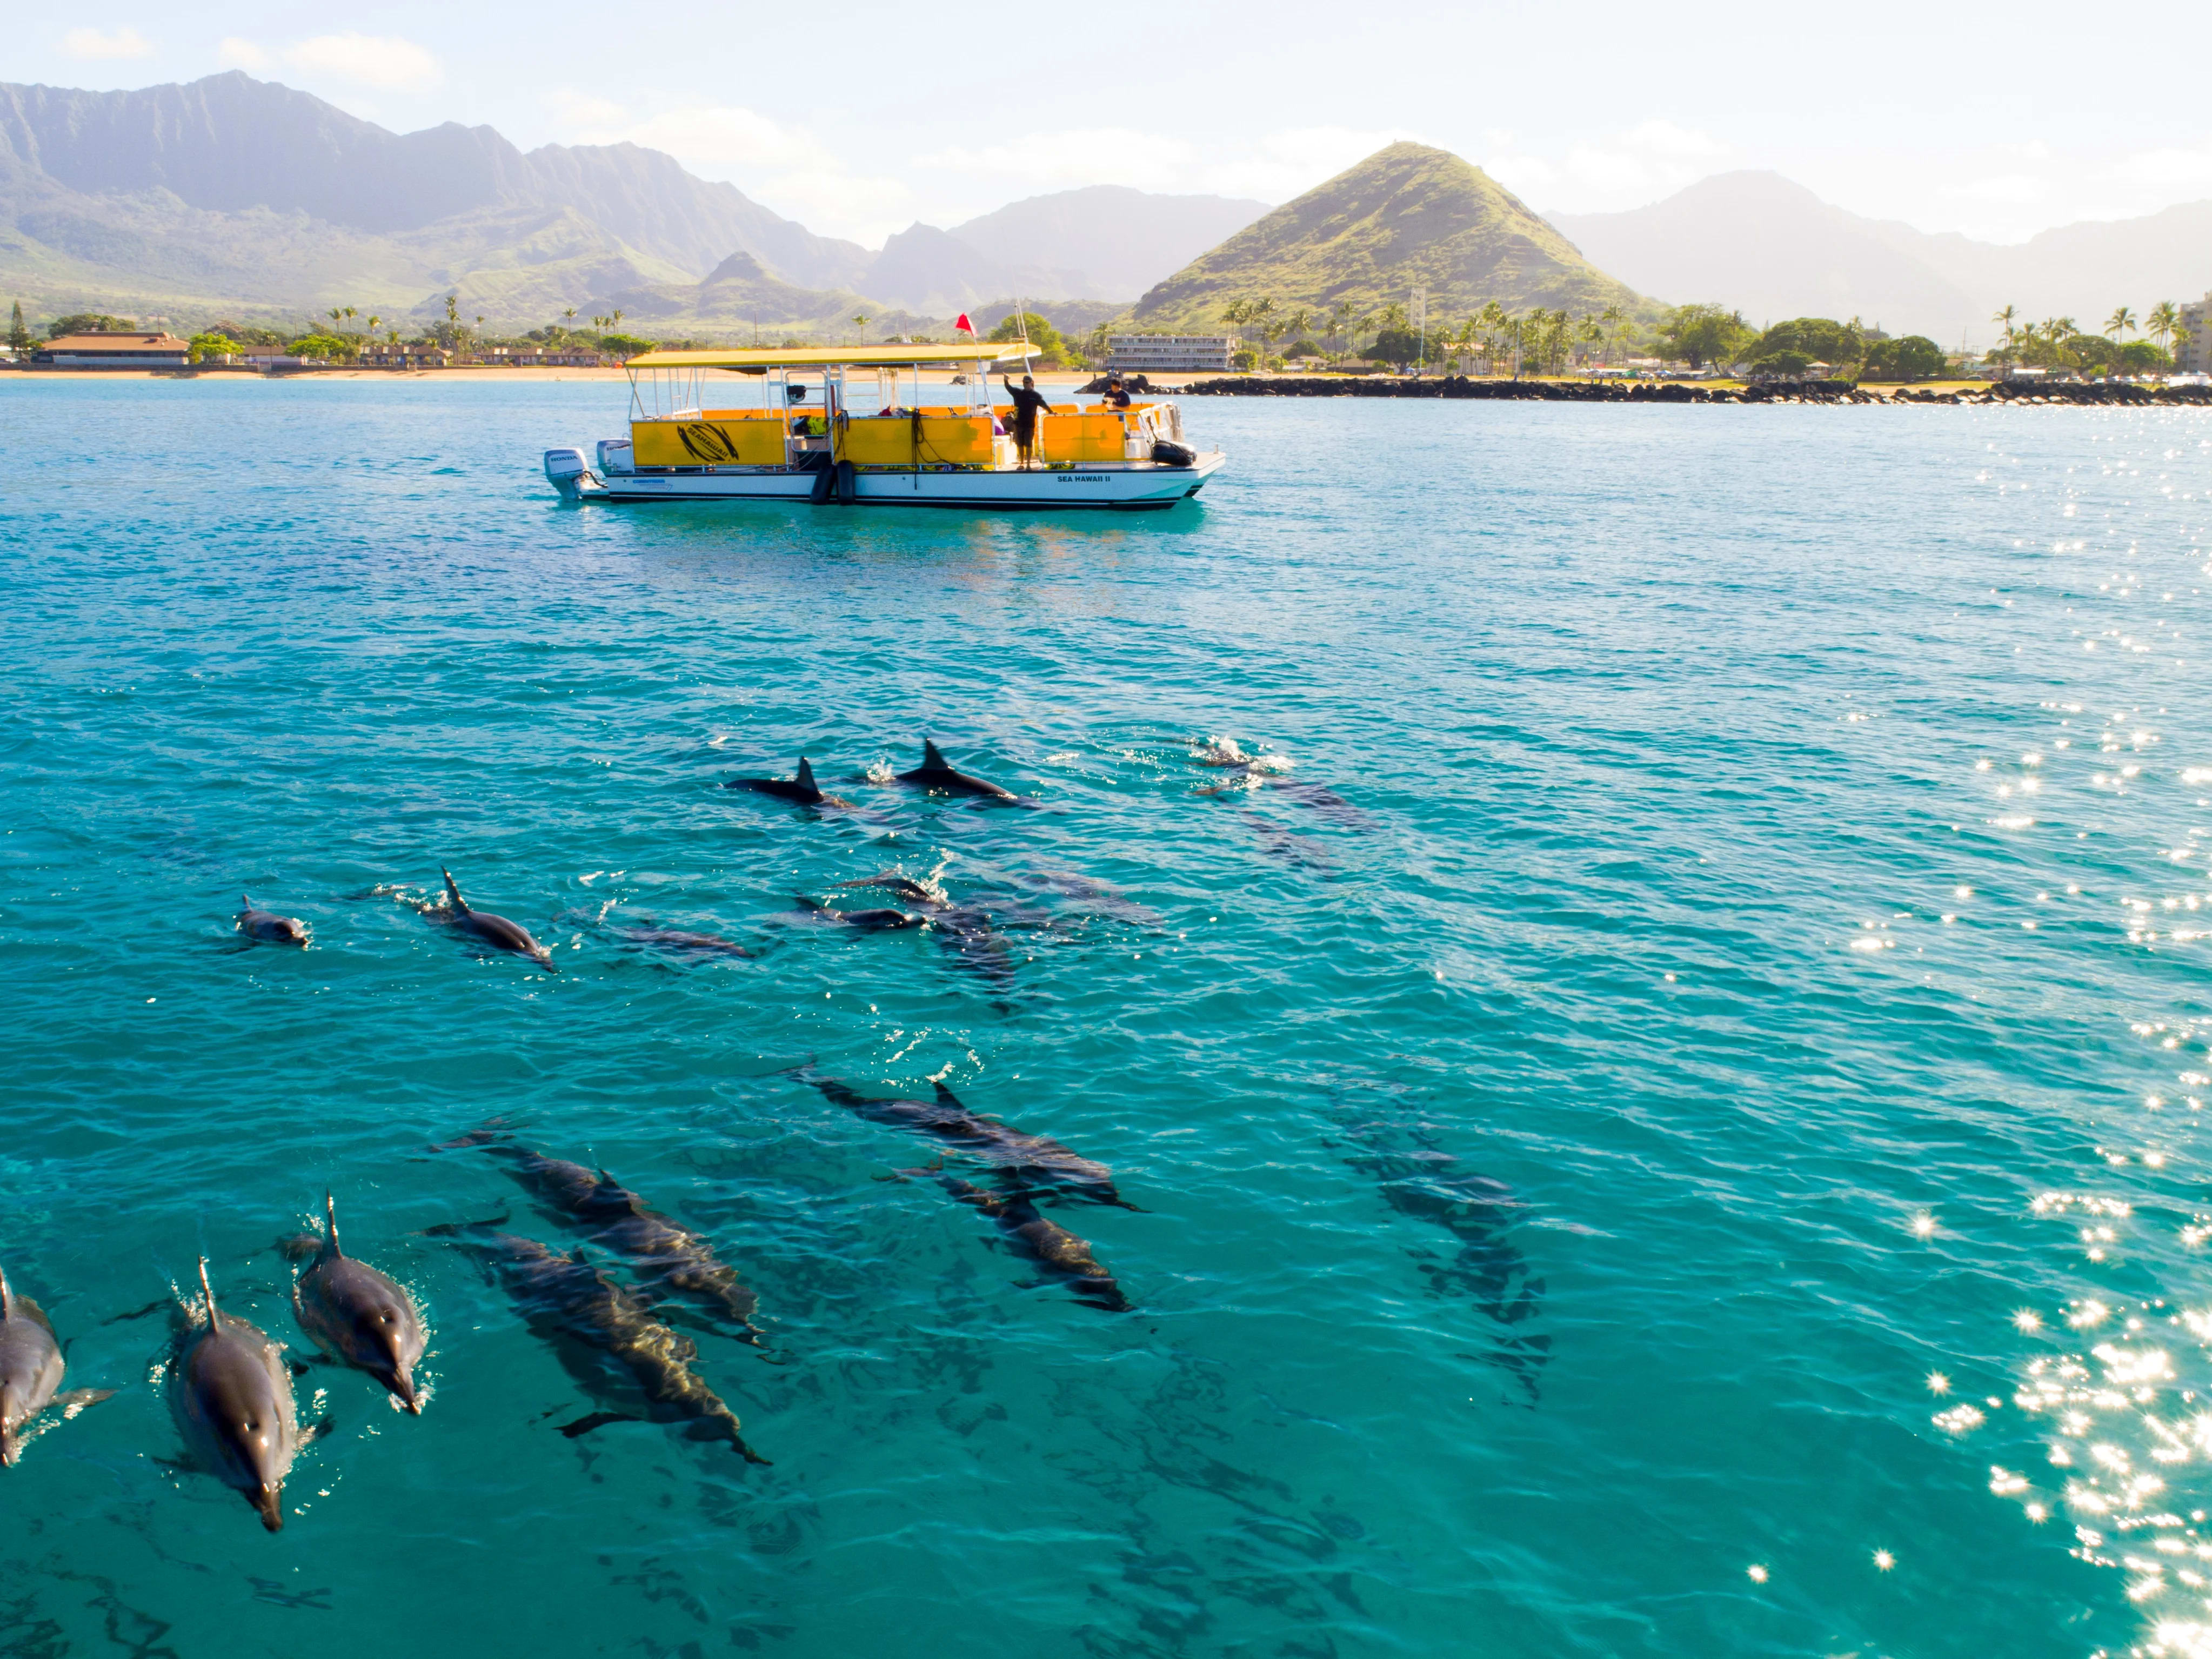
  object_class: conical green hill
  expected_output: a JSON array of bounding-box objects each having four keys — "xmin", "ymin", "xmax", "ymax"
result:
[{"xmin": 1131, "ymin": 142, "xmax": 1655, "ymax": 330}]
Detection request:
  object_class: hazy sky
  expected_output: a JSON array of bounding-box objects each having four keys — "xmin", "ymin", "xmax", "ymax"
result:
[{"xmin": 22, "ymin": 2, "xmax": 2212, "ymax": 247}]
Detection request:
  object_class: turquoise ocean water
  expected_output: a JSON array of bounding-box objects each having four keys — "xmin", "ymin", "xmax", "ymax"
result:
[{"xmin": 3, "ymin": 377, "xmax": 2211, "ymax": 1658}]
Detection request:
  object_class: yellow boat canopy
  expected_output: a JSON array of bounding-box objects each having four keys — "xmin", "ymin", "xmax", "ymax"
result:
[{"xmin": 624, "ymin": 343, "xmax": 1039, "ymax": 371}]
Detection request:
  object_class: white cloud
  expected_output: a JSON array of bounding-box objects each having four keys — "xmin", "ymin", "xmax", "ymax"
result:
[
  {"xmin": 620, "ymin": 105, "xmax": 815, "ymax": 170},
  {"xmin": 545, "ymin": 88, "xmax": 626, "ymax": 129},
  {"xmin": 62, "ymin": 26, "xmax": 152, "ymax": 61},
  {"xmin": 216, "ymin": 36, "xmax": 270, "ymax": 71},
  {"xmin": 285, "ymin": 34, "xmax": 440, "ymax": 93},
  {"xmin": 1493, "ymin": 119, "xmax": 1733, "ymax": 209}
]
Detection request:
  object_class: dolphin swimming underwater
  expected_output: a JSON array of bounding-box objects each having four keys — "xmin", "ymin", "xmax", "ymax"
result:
[
  {"xmin": 725, "ymin": 757, "xmax": 851, "ymax": 808},
  {"xmin": 802, "ymin": 1073, "xmax": 1137, "ymax": 1209},
  {"xmin": 438, "ymin": 868, "xmax": 558, "ymax": 973},
  {"xmin": 904, "ymin": 1168, "xmax": 1130, "ymax": 1313},
  {"xmin": 456, "ymin": 1139, "xmax": 766, "ymax": 1341},
  {"xmin": 236, "ymin": 895, "xmax": 310, "ymax": 945},
  {"xmin": 895, "ymin": 740, "xmax": 1020, "ymax": 801},
  {"xmin": 441, "ymin": 1229, "xmax": 766, "ymax": 1462},
  {"xmin": 292, "ymin": 1195, "xmax": 427, "ymax": 1413},
  {"xmin": 172, "ymin": 1261, "xmax": 300, "ymax": 1531},
  {"xmin": 1, "ymin": 1268, "xmax": 112, "ymax": 1467}
]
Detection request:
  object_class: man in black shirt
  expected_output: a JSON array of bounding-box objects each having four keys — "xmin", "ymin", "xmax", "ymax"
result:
[
  {"xmin": 1000, "ymin": 373, "xmax": 1048, "ymax": 467},
  {"xmin": 1100, "ymin": 373, "xmax": 1131, "ymax": 409}
]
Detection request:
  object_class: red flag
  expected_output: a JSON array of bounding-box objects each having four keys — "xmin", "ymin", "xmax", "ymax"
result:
[{"xmin": 955, "ymin": 313, "xmax": 974, "ymax": 337}]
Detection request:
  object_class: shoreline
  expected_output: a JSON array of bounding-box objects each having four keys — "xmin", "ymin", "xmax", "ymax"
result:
[{"xmin": 1177, "ymin": 373, "xmax": 2212, "ymax": 406}]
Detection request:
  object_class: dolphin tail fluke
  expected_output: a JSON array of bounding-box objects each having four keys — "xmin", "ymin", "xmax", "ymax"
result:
[
  {"xmin": 322, "ymin": 1192, "xmax": 342, "ymax": 1259},
  {"xmin": 196, "ymin": 1259, "xmax": 220, "ymax": 1328},
  {"xmin": 440, "ymin": 868, "xmax": 470, "ymax": 914},
  {"xmin": 922, "ymin": 738, "xmax": 948, "ymax": 770}
]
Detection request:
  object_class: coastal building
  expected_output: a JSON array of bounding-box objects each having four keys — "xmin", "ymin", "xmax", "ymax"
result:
[
  {"xmin": 1105, "ymin": 335, "xmax": 1237, "ymax": 373},
  {"xmin": 2181, "ymin": 295, "xmax": 2211, "ymax": 374},
  {"xmin": 358, "ymin": 345, "xmax": 454, "ymax": 370},
  {"xmin": 34, "ymin": 332, "xmax": 190, "ymax": 369}
]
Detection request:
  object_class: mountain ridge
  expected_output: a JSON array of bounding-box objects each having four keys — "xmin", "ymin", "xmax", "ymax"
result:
[
  {"xmin": 1133, "ymin": 142, "xmax": 1654, "ymax": 331},
  {"xmin": 1549, "ymin": 172, "xmax": 2212, "ymax": 345}
]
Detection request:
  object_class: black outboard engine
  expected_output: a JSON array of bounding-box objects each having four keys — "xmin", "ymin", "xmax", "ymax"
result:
[{"xmin": 1151, "ymin": 440, "xmax": 1197, "ymax": 469}]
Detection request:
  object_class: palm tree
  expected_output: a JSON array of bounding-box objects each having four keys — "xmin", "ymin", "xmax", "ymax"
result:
[
  {"xmin": 610, "ymin": 308, "xmax": 624, "ymax": 330},
  {"xmin": 1992, "ymin": 303, "xmax": 2016, "ymax": 342},
  {"xmin": 2147, "ymin": 301, "xmax": 2180, "ymax": 352},
  {"xmin": 1329, "ymin": 299, "xmax": 1354, "ymax": 357},
  {"xmin": 1579, "ymin": 315, "xmax": 1605, "ymax": 373},
  {"xmin": 2107, "ymin": 305, "xmax": 2137, "ymax": 339},
  {"xmin": 342, "ymin": 305, "xmax": 357, "ymax": 333},
  {"xmin": 1598, "ymin": 305, "xmax": 1624, "ymax": 367}
]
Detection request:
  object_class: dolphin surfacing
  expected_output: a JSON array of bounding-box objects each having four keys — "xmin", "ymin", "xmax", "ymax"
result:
[
  {"xmin": 173, "ymin": 1261, "xmax": 300, "ymax": 1530},
  {"xmin": 895, "ymin": 740, "xmax": 1019, "ymax": 801},
  {"xmin": 236, "ymin": 895, "xmax": 310, "ymax": 945},
  {"xmin": 725, "ymin": 756, "xmax": 851, "ymax": 808},
  {"xmin": 1, "ymin": 1268, "xmax": 112, "ymax": 1468},
  {"xmin": 910, "ymin": 1169, "xmax": 1130, "ymax": 1312},
  {"xmin": 293, "ymin": 1195, "xmax": 427, "ymax": 1413},
  {"xmin": 438, "ymin": 868, "xmax": 558, "ymax": 973}
]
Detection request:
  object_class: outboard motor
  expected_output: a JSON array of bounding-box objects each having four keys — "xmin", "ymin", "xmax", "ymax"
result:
[
  {"xmin": 1150, "ymin": 440, "xmax": 1197, "ymax": 469},
  {"xmin": 543, "ymin": 447, "xmax": 597, "ymax": 502}
]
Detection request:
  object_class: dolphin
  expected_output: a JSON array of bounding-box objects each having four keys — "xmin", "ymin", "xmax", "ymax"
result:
[
  {"xmin": 908, "ymin": 1168, "xmax": 1130, "ymax": 1312},
  {"xmin": 828, "ymin": 873, "xmax": 947, "ymax": 909},
  {"xmin": 725, "ymin": 757, "xmax": 851, "ymax": 808},
  {"xmin": 172, "ymin": 1261, "xmax": 300, "ymax": 1531},
  {"xmin": 292, "ymin": 1195, "xmax": 427, "ymax": 1413},
  {"xmin": 612, "ymin": 923, "xmax": 756, "ymax": 961},
  {"xmin": 803, "ymin": 1073, "xmax": 1137, "ymax": 1209},
  {"xmin": 792, "ymin": 895, "xmax": 924, "ymax": 932},
  {"xmin": 1, "ymin": 1269, "xmax": 112, "ymax": 1468},
  {"xmin": 439, "ymin": 868, "xmax": 558, "ymax": 973},
  {"xmin": 895, "ymin": 740, "xmax": 1019, "ymax": 801},
  {"xmin": 458, "ymin": 1139, "xmax": 766, "ymax": 1341},
  {"xmin": 236, "ymin": 895, "xmax": 310, "ymax": 945},
  {"xmin": 442, "ymin": 1229, "xmax": 766, "ymax": 1462}
]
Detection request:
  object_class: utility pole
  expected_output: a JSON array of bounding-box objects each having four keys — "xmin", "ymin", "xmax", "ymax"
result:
[{"xmin": 1414, "ymin": 287, "xmax": 1427, "ymax": 377}]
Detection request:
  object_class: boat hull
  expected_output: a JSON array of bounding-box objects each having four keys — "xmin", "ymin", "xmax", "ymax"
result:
[{"xmin": 544, "ymin": 451, "xmax": 1224, "ymax": 511}]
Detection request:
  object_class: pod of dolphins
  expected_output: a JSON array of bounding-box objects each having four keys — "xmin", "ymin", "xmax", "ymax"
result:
[{"xmin": 6, "ymin": 733, "xmax": 1539, "ymax": 1529}]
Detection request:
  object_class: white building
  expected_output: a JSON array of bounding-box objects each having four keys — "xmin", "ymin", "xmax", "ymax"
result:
[
  {"xmin": 1105, "ymin": 335, "xmax": 1237, "ymax": 373},
  {"xmin": 2181, "ymin": 295, "xmax": 2211, "ymax": 374}
]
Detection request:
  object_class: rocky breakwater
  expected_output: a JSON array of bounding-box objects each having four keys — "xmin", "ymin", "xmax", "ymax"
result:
[{"xmin": 1178, "ymin": 375, "xmax": 2212, "ymax": 407}]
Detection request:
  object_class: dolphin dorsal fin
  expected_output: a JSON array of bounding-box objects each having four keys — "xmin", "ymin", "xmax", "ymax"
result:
[
  {"xmin": 197, "ymin": 1259, "xmax": 220, "ymax": 1327},
  {"xmin": 796, "ymin": 757, "xmax": 817, "ymax": 790},
  {"xmin": 322, "ymin": 1193, "xmax": 342, "ymax": 1259},
  {"xmin": 242, "ymin": 893, "xmax": 253, "ymax": 910},
  {"xmin": 933, "ymin": 1080, "xmax": 964, "ymax": 1109},
  {"xmin": 442, "ymin": 868, "xmax": 471, "ymax": 915},
  {"xmin": 922, "ymin": 739, "xmax": 948, "ymax": 770}
]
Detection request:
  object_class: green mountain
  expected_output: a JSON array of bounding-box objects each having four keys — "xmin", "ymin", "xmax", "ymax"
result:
[{"xmin": 1131, "ymin": 142, "xmax": 1655, "ymax": 331}]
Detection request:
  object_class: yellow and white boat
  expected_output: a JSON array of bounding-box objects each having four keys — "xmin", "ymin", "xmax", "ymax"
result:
[{"xmin": 544, "ymin": 343, "xmax": 1225, "ymax": 511}]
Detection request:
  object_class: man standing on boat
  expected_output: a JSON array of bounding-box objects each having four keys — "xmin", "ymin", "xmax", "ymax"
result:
[{"xmin": 1000, "ymin": 372, "xmax": 1048, "ymax": 469}]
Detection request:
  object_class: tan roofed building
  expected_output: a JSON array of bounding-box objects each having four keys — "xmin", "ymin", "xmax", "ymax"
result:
[{"xmin": 35, "ymin": 332, "xmax": 190, "ymax": 369}]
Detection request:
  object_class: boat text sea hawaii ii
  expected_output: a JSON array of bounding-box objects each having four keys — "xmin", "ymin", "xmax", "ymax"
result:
[{"xmin": 543, "ymin": 342, "xmax": 1226, "ymax": 511}]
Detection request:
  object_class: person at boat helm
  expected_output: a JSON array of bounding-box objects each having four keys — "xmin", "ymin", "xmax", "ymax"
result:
[
  {"xmin": 1100, "ymin": 372, "xmax": 1131, "ymax": 409},
  {"xmin": 1000, "ymin": 373, "xmax": 1049, "ymax": 469}
]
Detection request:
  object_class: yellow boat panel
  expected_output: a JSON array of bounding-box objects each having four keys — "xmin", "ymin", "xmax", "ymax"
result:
[{"xmin": 631, "ymin": 418, "xmax": 788, "ymax": 467}]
